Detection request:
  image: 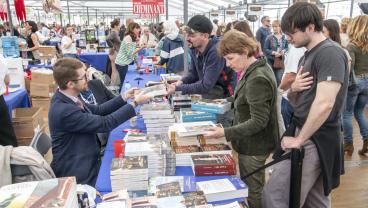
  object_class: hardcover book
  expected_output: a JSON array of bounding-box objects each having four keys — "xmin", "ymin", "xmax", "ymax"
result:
[
  {"xmin": 191, "ymin": 99, "xmax": 231, "ymax": 114},
  {"xmin": 155, "ymin": 182, "xmax": 182, "ymax": 198}
]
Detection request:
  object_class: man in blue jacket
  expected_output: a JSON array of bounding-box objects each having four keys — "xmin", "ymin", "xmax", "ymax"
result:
[
  {"xmin": 49, "ymin": 58, "xmax": 151, "ymax": 186},
  {"xmin": 167, "ymin": 15, "xmax": 236, "ymax": 100}
]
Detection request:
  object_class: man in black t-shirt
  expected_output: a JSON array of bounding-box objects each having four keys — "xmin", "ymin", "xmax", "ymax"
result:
[{"xmin": 262, "ymin": 3, "xmax": 348, "ymax": 208}]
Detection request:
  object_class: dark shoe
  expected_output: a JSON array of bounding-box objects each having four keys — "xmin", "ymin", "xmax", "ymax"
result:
[
  {"xmin": 344, "ymin": 141, "xmax": 354, "ymax": 156},
  {"xmin": 358, "ymin": 139, "xmax": 368, "ymax": 156}
]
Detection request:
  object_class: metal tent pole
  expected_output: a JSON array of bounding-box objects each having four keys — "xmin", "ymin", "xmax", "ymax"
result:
[
  {"xmin": 166, "ymin": 0, "xmax": 169, "ymax": 20},
  {"xmin": 67, "ymin": 0, "xmax": 71, "ymax": 24},
  {"xmin": 5, "ymin": 0, "xmax": 14, "ymax": 35},
  {"xmin": 183, "ymin": 0, "xmax": 189, "ymax": 73}
]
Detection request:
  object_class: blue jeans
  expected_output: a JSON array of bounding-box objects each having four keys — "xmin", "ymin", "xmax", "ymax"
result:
[
  {"xmin": 63, "ymin": 53, "xmax": 78, "ymax": 59},
  {"xmin": 116, "ymin": 64, "xmax": 128, "ymax": 93},
  {"xmin": 342, "ymin": 77, "xmax": 368, "ymax": 141},
  {"xmin": 273, "ymin": 69, "xmax": 284, "ymax": 86},
  {"xmin": 281, "ymin": 97, "xmax": 294, "ymax": 128}
]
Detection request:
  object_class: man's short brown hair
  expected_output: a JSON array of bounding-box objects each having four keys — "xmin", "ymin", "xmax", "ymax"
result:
[
  {"xmin": 218, "ymin": 29, "xmax": 258, "ymax": 57},
  {"xmin": 53, "ymin": 58, "xmax": 84, "ymax": 90}
]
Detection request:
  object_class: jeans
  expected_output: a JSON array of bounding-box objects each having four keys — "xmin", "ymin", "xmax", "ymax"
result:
[
  {"xmin": 63, "ymin": 53, "xmax": 78, "ymax": 58},
  {"xmin": 116, "ymin": 64, "xmax": 129, "ymax": 93},
  {"xmin": 281, "ymin": 97, "xmax": 294, "ymax": 129},
  {"xmin": 273, "ymin": 69, "xmax": 284, "ymax": 86},
  {"xmin": 342, "ymin": 77, "xmax": 368, "ymax": 142}
]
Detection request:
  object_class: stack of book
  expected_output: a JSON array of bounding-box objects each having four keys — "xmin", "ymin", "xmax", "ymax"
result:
[
  {"xmin": 136, "ymin": 84, "xmax": 167, "ymax": 97},
  {"xmin": 0, "ymin": 177, "xmax": 78, "ymax": 208},
  {"xmin": 182, "ymin": 191, "xmax": 208, "ymax": 207},
  {"xmin": 180, "ymin": 109, "xmax": 216, "ymax": 123},
  {"xmin": 160, "ymin": 73, "xmax": 182, "ymax": 84},
  {"xmin": 125, "ymin": 142, "xmax": 164, "ymax": 177},
  {"xmin": 110, "ymin": 156, "xmax": 149, "ymax": 192},
  {"xmin": 192, "ymin": 99, "xmax": 232, "ymax": 114},
  {"xmin": 170, "ymin": 92, "xmax": 192, "ymax": 111},
  {"xmin": 196, "ymin": 201, "xmax": 245, "ymax": 208},
  {"xmin": 191, "ymin": 154, "xmax": 236, "ymax": 176},
  {"xmin": 141, "ymin": 103, "xmax": 175, "ymax": 135},
  {"xmin": 97, "ymin": 190, "xmax": 129, "ymax": 208},
  {"xmin": 196, "ymin": 177, "xmax": 248, "ymax": 203},
  {"xmin": 168, "ymin": 122, "xmax": 232, "ymax": 166},
  {"xmin": 123, "ymin": 131, "xmax": 147, "ymax": 143},
  {"xmin": 130, "ymin": 196, "xmax": 157, "ymax": 208},
  {"xmin": 148, "ymin": 176, "xmax": 196, "ymax": 195}
]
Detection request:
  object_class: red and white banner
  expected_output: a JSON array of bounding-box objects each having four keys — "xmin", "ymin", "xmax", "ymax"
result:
[{"xmin": 133, "ymin": 0, "xmax": 165, "ymax": 14}]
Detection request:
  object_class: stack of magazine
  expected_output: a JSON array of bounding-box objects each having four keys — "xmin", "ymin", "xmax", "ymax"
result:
[
  {"xmin": 141, "ymin": 103, "xmax": 175, "ymax": 135},
  {"xmin": 170, "ymin": 92, "xmax": 192, "ymax": 111},
  {"xmin": 0, "ymin": 177, "xmax": 78, "ymax": 208},
  {"xmin": 110, "ymin": 156, "xmax": 149, "ymax": 192}
]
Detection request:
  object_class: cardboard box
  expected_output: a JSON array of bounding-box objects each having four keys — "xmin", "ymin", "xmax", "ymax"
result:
[
  {"xmin": 38, "ymin": 46, "xmax": 57, "ymax": 60},
  {"xmin": 12, "ymin": 107, "xmax": 44, "ymax": 141},
  {"xmin": 32, "ymin": 97, "xmax": 51, "ymax": 118},
  {"xmin": 31, "ymin": 70, "xmax": 54, "ymax": 85},
  {"xmin": 25, "ymin": 77, "xmax": 31, "ymax": 93},
  {"xmin": 16, "ymin": 123, "xmax": 47, "ymax": 146},
  {"xmin": 30, "ymin": 82, "xmax": 56, "ymax": 98}
]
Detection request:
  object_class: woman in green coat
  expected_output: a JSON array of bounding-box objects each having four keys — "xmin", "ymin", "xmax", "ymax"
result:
[{"xmin": 206, "ymin": 30, "xmax": 278, "ymax": 208}]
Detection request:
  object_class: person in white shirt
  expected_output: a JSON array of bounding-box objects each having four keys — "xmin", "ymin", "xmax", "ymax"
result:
[
  {"xmin": 41, "ymin": 23, "xmax": 50, "ymax": 38},
  {"xmin": 140, "ymin": 27, "xmax": 157, "ymax": 48},
  {"xmin": 0, "ymin": 56, "xmax": 18, "ymax": 146},
  {"xmin": 279, "ymin": 44, "xmax": 306, "ymax": 128},
  {"xmin": 61, "ymin": 26, "xmax": 78, "ymax": 58}
]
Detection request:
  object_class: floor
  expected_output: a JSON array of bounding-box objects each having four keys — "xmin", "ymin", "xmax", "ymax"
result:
[{"xmin": 331, "ymin": 116, "xmax": 368, "ymax": 208}]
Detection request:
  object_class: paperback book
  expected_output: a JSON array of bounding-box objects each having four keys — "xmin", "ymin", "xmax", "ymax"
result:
[{"xmin": 191, "ymin": 99, "xmax": 231, "ymax": 114}]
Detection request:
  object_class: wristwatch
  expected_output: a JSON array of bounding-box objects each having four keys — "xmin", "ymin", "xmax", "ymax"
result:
[{"xmin": 131, "ymin": 100, "xmax": 139, "ymax": 108}]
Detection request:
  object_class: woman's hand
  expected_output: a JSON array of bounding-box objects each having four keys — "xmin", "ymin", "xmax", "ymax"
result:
[{"xmin": 204, "ymin": 127, "xmax": 225, "ymax": 139}]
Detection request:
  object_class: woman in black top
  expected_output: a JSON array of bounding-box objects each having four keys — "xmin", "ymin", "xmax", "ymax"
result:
[{"xmin": 25, "ymin": 21, "xmax": 40, "ymax": 62}]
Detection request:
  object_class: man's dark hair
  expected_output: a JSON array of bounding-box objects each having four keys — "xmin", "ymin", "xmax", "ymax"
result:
[
  {"xmin": 281, "ymin": 2, "xmax": 323, "ymax": 34},
  {"xmin": 261, "ymin": 16, "xmax": 269, "ymax": 22},
  {"xmin": 323, "ymin": 19, "xmax": 341, "ymax": 45},
  {"xmin": 53, "ymin": 58, "xmax": 84, "ymax": 90}
]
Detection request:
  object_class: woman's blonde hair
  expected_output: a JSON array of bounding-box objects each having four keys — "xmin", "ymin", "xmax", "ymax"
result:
[
  {"xmin": 340, "ymin": 17, "xmax": 350, "ymax": 33},
  {"xmin": 218, "ymin": 29, "xmax": 258, "ymax": 57},
  {"xmin": 347, "ymin": 15, "xmax": 368, "ymax": 53},
  {"xmin": 272, "ymin": 20, "xmax": 281, "ymax": 27}
]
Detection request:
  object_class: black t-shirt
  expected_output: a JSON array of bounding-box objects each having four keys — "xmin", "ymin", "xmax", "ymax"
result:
[{"xmin": 294, "ymin": 39, "xmax": 348, "ymax": 124}]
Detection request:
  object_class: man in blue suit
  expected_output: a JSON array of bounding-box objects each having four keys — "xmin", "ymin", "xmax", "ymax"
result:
[{"xmin": 49, "ymin": 58, "xmax": 151, "ymax": 186}]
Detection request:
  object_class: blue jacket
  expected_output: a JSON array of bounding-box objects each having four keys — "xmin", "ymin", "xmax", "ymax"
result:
[
  {"xmin": 256, "ymin": 27, "xmax": 271, "ymax": 51},
  {"xmin": 157, "ymin": 34, "xmax": 185, "ymax": 74},
  {"xmin": 176, "ymin": 37, "xmax": 237, "ymax": 99},
  {"xmin": 263, "ymin": 33, "xmax": 288, "ymax": 63},
  {"xmin": 49, "ymin": 90, "xmax": 136, "ymax": 186}
]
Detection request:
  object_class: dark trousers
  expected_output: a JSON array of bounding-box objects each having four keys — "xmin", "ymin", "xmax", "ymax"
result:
[
  {"xmin": 0, "ymin": 95, "xmax": 18, "ymax": 146},
  {"xmin": 116, "ymin": 64, "xmax": 129, "ymax": 92}
]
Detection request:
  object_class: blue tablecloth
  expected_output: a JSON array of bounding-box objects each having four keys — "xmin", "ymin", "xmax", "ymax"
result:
[
  {"xmin": 4, "ymin": 89, "xmax": 31, "ymax": 117},
  {"xmin": 79, "ymin": 52, "xmax": 109, "ymax": 73},
  {"xmin": 95, "ymin": 68, "xmax": 245, "ymax": 205},
  {"xmin": 28, "ymin": 64, "xmax": 53, "ymax": 70}
]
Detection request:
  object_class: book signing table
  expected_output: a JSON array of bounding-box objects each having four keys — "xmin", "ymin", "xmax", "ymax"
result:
[
  {"xmin": 79, "ymin": 52, "xmax": 109, "ymax": 73},
  {"xmin": 95, "ymin": 65, "xmax": 246, "ymax": 205},
  {"xmin": 3, "ymin": 89, "xmax": 31, "ymax": 117}
]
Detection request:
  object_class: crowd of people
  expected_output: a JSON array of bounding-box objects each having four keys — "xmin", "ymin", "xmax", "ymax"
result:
[{"xmin": 0, "ymin": 2, "xmax": 367, "ymax": 208}]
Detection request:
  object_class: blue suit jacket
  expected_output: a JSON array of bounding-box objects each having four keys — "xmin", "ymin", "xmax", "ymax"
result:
[{"xmin": 49, "ymin": 90, "xmax": 136, "ymax": 186}]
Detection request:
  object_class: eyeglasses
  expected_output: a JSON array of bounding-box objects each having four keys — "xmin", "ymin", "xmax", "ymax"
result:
[
  {"xmin": 65, "ymin": 73, "xmax": 87, "ymax": 85},
  {"xmin": 264, "ymin": 19, "xmax": 270, "ymax": 22}
]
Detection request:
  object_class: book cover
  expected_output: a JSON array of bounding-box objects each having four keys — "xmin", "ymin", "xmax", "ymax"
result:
[
  {"xmin": 174, "ymin": 121, "xmax": 216, "ymax": 137},
  {"xmin": 130, "ymin": 196, "xmax": 157, "ymax": 208},
  {"xmin": 193, "ymin": 169, "xmax": 236, "ymax": 176},
  {"xmin": 155, "ymin": 182, "xmax": 182, "ymax": 198},
  {"xmin": 0, "ymin": 181, "xmax": 38, "ymax": 208},
  {"xmin": 156, "ymin": 196, "xmax": 186, "ymax": 208},
  {"xmin": 191, "ymin": 154, "xmax": 235, "ymax": 170},
  {"xmin": 148, "ymin": 176, "xmax": 196, "ymax": 194},
  {"xmin": 24, "ymin": 177, "xmax": 76, "ymax": 208},
  {"xmin": 124, "ymin": 132, "xmax": 147, "ymax": 143},
  {"xmin": 196, "ymin": 177, "xmax": 247, "ymax": 195},
  {"xmin": 182, "ymin": 191, "xmax": 207, "ymax": 207},
  {"xmin": 191, "ymin": 99, "xmax": 231, "ymax": 114},
  {"xmin": 138, "ymin": 84, "xmax": 167, "ymax": 97},
  {"xmin": 200, "ymin": 144, "xmax": 231, "ymax": 152},
  {"xmin": 174, "ymin": 145, "xmax": 200, "ymax": 154}
]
